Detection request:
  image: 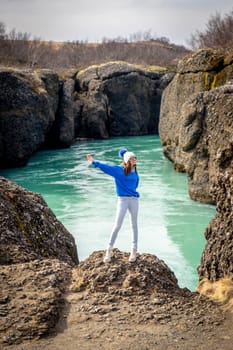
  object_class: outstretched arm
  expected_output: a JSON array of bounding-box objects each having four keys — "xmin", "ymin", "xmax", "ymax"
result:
[{"xmin": 86, "ymin": 154, "xmax": 122, "ymax": 178}]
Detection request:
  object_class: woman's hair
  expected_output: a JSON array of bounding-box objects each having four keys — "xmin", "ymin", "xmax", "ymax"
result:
[{"xmin": 123, "ymin": 161, "xmax": 137, "ymax": 176}]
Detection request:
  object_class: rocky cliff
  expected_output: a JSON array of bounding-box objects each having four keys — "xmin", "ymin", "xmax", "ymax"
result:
[
  {"xmin": 0, "ymin": 69, "xmax": 59, "ymax": 168},
  {"xmin": 198, "ymin": 170, "xmax": 233, "ymax": 281},
  {"xmin": 75, "ymin": 62, "xmax": 174, "ymax": 138},
  {"xmin": 0, "ymin": 176, "xmax": 78, "ymax": 265},
  {"xmin": 0, "ymin": 63, "xmax": 173, "ymax": 169},
  {"xmin": 0, "ymin": 176, "xmax": 78, "ymax": 345},
  {"xmin": 159, "ymin": 49, "xmax": 233, "ymax": 203},
  {"xmin": 159, "ymin": 49, "xmax": 233, "ymax": 289}
]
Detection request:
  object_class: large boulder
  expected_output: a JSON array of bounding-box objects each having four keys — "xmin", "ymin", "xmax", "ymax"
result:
[
  {"xmin": 0, "ymin": 176, "xmax": 79, "ymax": 346},
  {"xmin": 0, "ymin": 68, "xmax": 59, "ymax": 168},
  {"xmin": 75, "ymin": 62, "xmax": 174, "ymax": 138},
  {"xmin": 0, "ymin": 259, "xmax": 72, "ymax": 346},
  {"xmin": 159, "ymin": 49, "xmax": 233, "ymax": 203},
  {"xmin": 175, "ymin": 82, "xmax": 233, "ymax": 203},
  {"xmin": 71, "ymin": 249, "xmax": 180, "ymax": 295},
  {"xmin": 0, "ymin": 176, "xmax": 78, "ymax": 265}
]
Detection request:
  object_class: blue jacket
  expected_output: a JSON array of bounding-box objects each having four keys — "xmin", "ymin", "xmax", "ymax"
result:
[{"xmin": 92, "ymin": 161, "xmax": 140, "ymax": 197}]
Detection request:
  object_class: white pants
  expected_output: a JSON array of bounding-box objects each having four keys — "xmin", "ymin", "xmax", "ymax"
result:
[{"xmin": 108, "ymin": 196, "xmax": 139, "ymax": 248}]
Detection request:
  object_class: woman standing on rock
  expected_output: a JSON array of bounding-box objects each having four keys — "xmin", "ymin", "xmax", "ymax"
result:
[{"xmin": 86, "ymin": 148, "xmax": 139, "ymax": 263}]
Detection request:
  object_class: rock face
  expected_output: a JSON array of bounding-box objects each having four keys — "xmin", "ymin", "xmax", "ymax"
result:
[
  {"xmin": 0, "ymin": 176, "xmax": 79, "ymax": 345},
  {"xmin": 0, "ymin": 63, "xmax": 173, "ymax": 169},
  {"xmin": 0, "ymin": 176, "xmax": 78, "ymax": 265},
  {"xmin": 159, "ymin": 49, "xmax": 233, "ymax": 285},
  {"xmin": 57, "ymin": 250, "xmax": 227, "ymax": 350},
  {"xmin": 198, "ymin": 171, "xmax": 233, "ymax": 281},
  {"xmin": 71, "ymin": 249, "xmax": 225, "ymax": 327},
  {"xmin": 75, "ymin": 62, "xmax": 174, "ymax": 138},
  {"xmin": 0, "ymin": 68, "xmax": 59, "ymax": 168},
  {"xmin": 72, "ymin": 249, "xmax": 180, "ymax": 295},
  {"xmin": 1, "ymin": 249, "xmax": 228, "ymax": 348},
  {"xmin": 159, "ymin": 49, "xmax": 233, "ymax": 203},
  {"xmin": 0, "ymin": 259, "xmax": 72, "ymax": 346},
  {"xmin": 45, "ymin": 77, "xmax": 76, "ymax": 148}
]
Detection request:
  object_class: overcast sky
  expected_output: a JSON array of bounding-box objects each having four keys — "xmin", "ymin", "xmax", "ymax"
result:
[{"xmin": 1, "ymin": 0, "xmax": 233, "ymax": 46}]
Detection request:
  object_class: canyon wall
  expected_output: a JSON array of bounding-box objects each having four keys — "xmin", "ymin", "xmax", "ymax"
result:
[
  {"xmin": 159, "ymin": 49, "xmax": 233, "ymax": 283},
  {"xmin": 0, "ymin": 63, "xmax": 173, "ymax": 168},
  {"xmin": 159, "ymin": 49, "xmax": 233, "ymax": 203}
]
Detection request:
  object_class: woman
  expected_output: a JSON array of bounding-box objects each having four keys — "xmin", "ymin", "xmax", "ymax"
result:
[{"xmin": 86, "ymin": 148, "xmax": 139, "ymax": 263}]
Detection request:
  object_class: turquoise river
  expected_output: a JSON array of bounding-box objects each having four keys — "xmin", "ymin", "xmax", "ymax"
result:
[{"xmin": 0, "ymin": 135, "xmax": 216, "ymax": 291}]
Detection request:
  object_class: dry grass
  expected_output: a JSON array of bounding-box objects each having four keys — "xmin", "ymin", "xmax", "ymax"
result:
[{"xmin": 197, "ymin": 277, "xmax": 233, "ymax": 311}]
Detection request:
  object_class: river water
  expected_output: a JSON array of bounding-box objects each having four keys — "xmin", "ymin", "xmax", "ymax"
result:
[{"xmin": 0, "ymin": 135, "xmax": 216, "ymax": 291}]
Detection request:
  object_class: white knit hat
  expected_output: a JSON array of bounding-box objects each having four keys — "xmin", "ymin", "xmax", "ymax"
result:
[{"xmin": 123, "ymin": 151, "xmax": 136, "ymax": 163}]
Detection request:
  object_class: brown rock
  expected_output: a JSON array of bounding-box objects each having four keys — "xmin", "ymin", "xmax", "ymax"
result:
[
  {"xmin": 75, "ymin": 62, "xmax": 174, "ymax": 138},
  {"xmin": 0, "ymin": 176, "xmax": 78, "ymax": 265},
  {"xmin": 0, "ymin": 63, "xmax": 174, "ymax": 168},
  {"xmin": 0, "ymin": 68, "xmax": 59, "ymax": 168},
  {"xmin": 198, "ymin": 171, "xmax": 233, "ymax": 281},
  {"xmin": 70, "ymin": 249, "xmax": 181, "ymax": 296},
  {"xmin": 159, "ymin": 48, "xmax": 233, "ymax": 288},
  {"xmin": 159, "ymin": 49, "xmax": 233, "ymax": 203},
  {"xmin": 5, "ymin": 249, "xmax": 231, "ymax": 350},
  {"xmin": 0, "ymin": 176, "xmax": 79, "ymax": 346},
  {"xmin": 0, "ymin": 259, "xmax": 72, "ymax": 345}
]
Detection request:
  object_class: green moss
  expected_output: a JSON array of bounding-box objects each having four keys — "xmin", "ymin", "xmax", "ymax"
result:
[
  {"xmin": 204, "ymin": 72, "xmax": 210, "ymax": 90},
  {"xmin": 210, "ymin": 66, "xmax": 232, "ymax": 88},
  {"xmin": 224, "ymin": 53, "xmax": 233, "ymax": 66},
  {"xmin": 203, "ymin": 72, "xmax": 220, "ymax": 90},
  {"xmin": 211, "ymin": 74, "xmax": 217, "ymax": 89}
]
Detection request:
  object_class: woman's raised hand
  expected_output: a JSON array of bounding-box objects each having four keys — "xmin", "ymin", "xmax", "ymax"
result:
[{"xmin": 86, "ymin": 154, "xmax": 94, "ymax": 163}]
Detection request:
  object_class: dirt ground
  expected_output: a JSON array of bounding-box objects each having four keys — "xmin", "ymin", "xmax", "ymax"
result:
[
  {"xmin": 3, "ymin": 250, "xmax": 233, "ymax": 350},
  {"xmin": 5, "ymin": 293, "xmax": 233, "ymax": 350}
]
